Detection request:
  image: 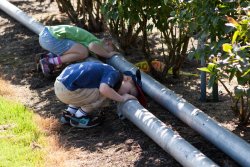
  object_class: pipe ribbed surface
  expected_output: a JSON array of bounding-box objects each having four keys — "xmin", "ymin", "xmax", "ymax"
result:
[
  {"xmin": 0, "ymin": 0, "xmax": 44, "ymax": 35},
  {"xmin": 1, "ymin": 1, "xmax": 249, "ymax": 166},
  {"xmin": 118, "ymin": 100, "xmax": 219, "ymax": 167},
  {"xmin": 107, "ymin": 55, "xmax": 250, "ymax": 167},
  {"xmin": 85, "ymin": 58, "xmax": 219, "ymax": 166}
]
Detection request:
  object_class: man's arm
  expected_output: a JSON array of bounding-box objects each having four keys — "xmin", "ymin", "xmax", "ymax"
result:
[
  {"xmin": 88, "ymin": 42, "xmax": 119, "ymax": 58},
  {"xmin": 99, "ymin": 83, "xmax": 136, "ymax": 102}
]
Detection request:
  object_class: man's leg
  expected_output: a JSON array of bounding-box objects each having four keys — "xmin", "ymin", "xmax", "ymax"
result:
[{"xmin": 60, "ymin": 43, "xmax": 89, "ymax": 63}]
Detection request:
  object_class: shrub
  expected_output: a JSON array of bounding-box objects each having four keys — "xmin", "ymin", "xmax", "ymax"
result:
[{"xmin": 199, "ymin": 8, "xmax": 250, "ymax": 124}]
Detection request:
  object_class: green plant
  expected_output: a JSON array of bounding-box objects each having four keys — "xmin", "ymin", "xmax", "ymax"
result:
[
  {"xmin": 102, "ymin": 0, "xmax": 193, "ymax": 79},
  {"xmin": 55, "ymin": 0, "xmax": 105, "ymax": 31},
  {"xmin": 188, "ymin": 0, "xmax": 241, "ymax": 61},
  {"xmin": 199, "ymin": 9, "xmax": 250, "ymax": 124},
  {"xmin": 102, "ymin": 0, "xmax": 145, "ymax": 50},
  {"xmin": 0, "ymin": 97, "xmax": 45, "ymax": 166},
  {"xmin": 151, "ymin": 0, "xmax": 191, "ymax": 78}
]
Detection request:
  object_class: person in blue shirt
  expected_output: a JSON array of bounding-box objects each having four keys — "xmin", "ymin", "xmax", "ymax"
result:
[{"xmin": 54, "ymin": 61, "xmax": 147, "ymax": 128}]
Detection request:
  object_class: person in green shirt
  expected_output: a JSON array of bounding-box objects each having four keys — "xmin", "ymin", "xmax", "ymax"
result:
[{"xmin": 39, "ymin": 25, "xmax": 119, "ymax": 76}]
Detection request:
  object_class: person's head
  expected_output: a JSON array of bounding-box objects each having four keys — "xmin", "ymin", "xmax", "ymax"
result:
[
  {"xmin": 118, "ymin": 75, "xmax": 138, "ymax": 97},
  {"xmin": 117, "ymin": 70, "xmax": 147, "ymax": 107},
  {"xmin": 101, "ymin": 37, "xmax": 117, "ymax": 52}
]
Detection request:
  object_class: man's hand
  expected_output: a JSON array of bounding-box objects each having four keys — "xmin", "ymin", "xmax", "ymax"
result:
[
  {"xmin": 121, "ymin": 93, "xmax": 137, "ymax": 102},
  {"xmin": 107, "ymin": 51, "xmax": 120, "ymax": 58},
  {"xmin": 99, "ymin": 83, "xmax": 137, "ymax": 103}
]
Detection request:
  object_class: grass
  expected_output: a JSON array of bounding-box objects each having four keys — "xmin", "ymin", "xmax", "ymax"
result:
[
  {"xmin": 0, "ymin": 96, "xmax": 46, "ymax": 167},
  {"xmin": 0, "ymin": 78, "xmax": 72, "ymax": 167}
]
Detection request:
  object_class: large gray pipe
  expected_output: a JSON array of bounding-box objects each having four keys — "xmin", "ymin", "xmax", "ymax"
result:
[
  {"xmin": 0, "ymin": 2, "xmax": 219, "ymax": 165},
  {"xmin": 118, "ymin": 100, "xmax": 218, "ymax": 167},
  {"xmin": 0, "ymin": 0, "xmax": 44, "ymax": 34},
  {"xmin": 0, "ymin": 0, "xmax": 246, "ymax": 166},
  {"xmin": 0, "ymin": 2, "xmax": 221, "ymax": 165},
  {"xmin": 107, "ymin": 55, "xmax": 250, "ymax": 167},
  {"xmin": 88, "ymin": 57, "xmax": 220, "ymax": 167}
]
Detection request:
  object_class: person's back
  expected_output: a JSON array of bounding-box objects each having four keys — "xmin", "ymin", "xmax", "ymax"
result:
[
  {"xmin": 54, "ymin": 61, "xmax": 146, "ymax": 129},
  {"xmin": 57, "ymin": 61, "xmax": 122, "ymax": 91},
  {"xmin": 39, "ymin": 25, "xmax": 119, "ymax": 77},
  {"xmin": 47, "ymin": 25, "xmax": 101, "ymax": 47}
]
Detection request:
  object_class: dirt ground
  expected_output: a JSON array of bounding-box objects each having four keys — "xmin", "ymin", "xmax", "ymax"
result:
[{"xmin": 0, "ymin": 1, "xmax": 249, "ymax": 167}]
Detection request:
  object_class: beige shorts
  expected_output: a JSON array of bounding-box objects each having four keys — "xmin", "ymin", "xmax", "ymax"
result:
[{"xmin": 54, "ymin": 80, "xmax": 110, "ymax": 112}]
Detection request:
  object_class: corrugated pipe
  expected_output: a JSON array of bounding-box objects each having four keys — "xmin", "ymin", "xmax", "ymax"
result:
[
  {"xmin": 0, "ymin": 1, "xmax": 219, "ymax": 164},
  {"xmin": 1, "ymin": 0, "xmax": 249, "ymax": 166},
  {"xmin": 87, "ymin": 57, "xmax": 220, "ymax": 167},
  {"xmin": 106, "ymin": 55, "xmax": 250, "ymax": 167},
  {"xmin": 117, "ymin": 100, "xmax": 219, "ymax": 167},
  {"xmin": 0, "ymin": 0, "xmax": 44, "ymax": 35}
]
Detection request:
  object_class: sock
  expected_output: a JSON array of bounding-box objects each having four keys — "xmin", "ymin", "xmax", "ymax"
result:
[
  {"xmin": 66, "ymin": 105, "xmax": 78, "ymax": 114},
  {"xmin": 48, "ymin": 56, "xmax": 62, "ymax": 65},
  {"xmin": 75, "ymin": 108, "xmax": 87, "ymax": 118}
]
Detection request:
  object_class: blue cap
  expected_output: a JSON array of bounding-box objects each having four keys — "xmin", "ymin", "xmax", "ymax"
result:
[{"xmin": 123, "ymin": 70, "xmax": 147, "ymax": 107}]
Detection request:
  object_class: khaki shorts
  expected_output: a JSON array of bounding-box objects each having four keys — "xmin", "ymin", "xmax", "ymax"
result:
[{"xmin": 54, "ymin": 80, "xmax": 110, "ymax": 112}]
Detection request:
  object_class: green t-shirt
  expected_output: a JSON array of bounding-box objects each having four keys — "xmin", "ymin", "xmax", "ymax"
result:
[{"xmin": 47, "ymin": 25, "xmax": 101, "ymax": 47}]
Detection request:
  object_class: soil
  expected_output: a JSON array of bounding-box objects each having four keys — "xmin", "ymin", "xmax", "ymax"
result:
[{"xmin": 0, "ymin": 1, "xmax": 249, "ymax": 167}]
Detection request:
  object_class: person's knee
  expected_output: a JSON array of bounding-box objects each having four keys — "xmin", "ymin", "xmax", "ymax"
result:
[
  {"xmin": 88, "ymin": 42, "xmax": 99, "ymax": 51},
  {"xmin": 75, "ymin": 44, "xmax": 89, "ymax": 58},
  {"xmin": 64, "ymin": 43, "xmax": 89, "ymax": 59}
]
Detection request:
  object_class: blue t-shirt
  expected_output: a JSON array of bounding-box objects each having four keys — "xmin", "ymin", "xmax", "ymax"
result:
[{"xmin": 57, "ymin": 62, "xmax": 122, "ymax": 91}]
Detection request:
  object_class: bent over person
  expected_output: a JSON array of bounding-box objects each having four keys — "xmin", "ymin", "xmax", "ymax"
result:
[
  {"xmin": 54, "ymin": 61, "xmax": 147, "ymax": 128},
  {"xmin": 39, "ymin": 25, "xmax": 119, "ymax": 76}
]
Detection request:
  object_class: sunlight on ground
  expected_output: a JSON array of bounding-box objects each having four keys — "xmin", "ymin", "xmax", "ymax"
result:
[
  {"xmin": 0, "ymin": 77, "xmax": 76, "ymax": 167},
  {"xmin": 0, "ymin": 78, "xmax": 14, "ymax": 97},
  {"xmin": 34, "ymin": 115, "xmax": 80, "ymax": 167}
]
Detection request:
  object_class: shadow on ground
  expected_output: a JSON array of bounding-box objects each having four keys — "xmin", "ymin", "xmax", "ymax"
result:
[{"xmin": 0, "ymin": 1, "xmax": 247, "ymax": 166}]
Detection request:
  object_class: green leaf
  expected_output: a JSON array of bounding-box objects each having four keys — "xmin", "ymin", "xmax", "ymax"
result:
[
  {"xmin": 222, "ymin": 43, "xmax": 233, "ymax": 53},
  {"xmin": 207, "ymin": 63, "xmax": 216, "ymax": 72},
  {"xmin": 164, "ymin": 0, "xmax": 168, "ymax": 5},
  {"xmin": 198, "ymin": 67, "xmax": 211, "ymax": 73},
  {"xmin": 240, "ymin": 45, "xmax": 250, "ymax": 50},
  {"xmin": 237, "ymin": 77, "xmax": 249, "ymax": 85},
  {"xmin": 229, "ymin": 69, "xmax": 236, "ymax": 82},
  {"xmin": 242, "ymin": 69, "xmax": 250, "ymax": 77},
  {"xmin": 247, "ymin": 88, "xmax": 250, "ymax": 97},
  {"xmin": 234, "ymin": 86, "xmax": 245, "ymax": 97},
  {"xmin": 232, "ymin": 30, "xmax": 239, "ymax": 44},
  {"xmin": 208, "ymin": 74, "xmax": 217, "ymax": 89},
  {"xmin": 188, "ymin": 50, "xmax": 202, "ymax": 60}
]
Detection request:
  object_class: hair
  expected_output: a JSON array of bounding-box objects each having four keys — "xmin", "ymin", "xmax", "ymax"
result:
[
  {"xmin": 101, "ymin": 35, "xmax": 119, "ymax": 52},
  {"xmin": 122, "ymin": 74, "xmax": 138, "ymax": 97},
  {"xmin": 129, "ymin": 80, "xmax": 138, "ymax": 97},
  {"xmin": 113, "ymin": 71, "xmax": 123, "ymax": 91}
]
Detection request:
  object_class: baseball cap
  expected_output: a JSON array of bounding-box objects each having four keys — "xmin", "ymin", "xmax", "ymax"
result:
[{"xmin": 123, "ymin": 70, "xmax": 147, "ymax": 107}]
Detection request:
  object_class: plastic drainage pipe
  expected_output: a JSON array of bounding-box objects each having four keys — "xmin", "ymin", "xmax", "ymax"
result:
[
  {"xmin": 117, "ymin": 100, "xmax": 218, "ymax": 167},
  {"xmin": 106, "ymin": 55, "xmax": 250, "ymax": 167},
  {"xmin": 0, "ymin": 0, "xmax": 44, "ymax": 35}
]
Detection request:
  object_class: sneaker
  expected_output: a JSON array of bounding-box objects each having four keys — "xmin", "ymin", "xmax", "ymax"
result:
[
  {"xmin": 39, "ymin": 57, "xmax": 55, "ymax": 77},
  {"xmin": 60, "ymin": 110, "xmax": 74, "ymax": 124},
  {"xmin": 36, "ymin": 52, "xmax": 56, "ymax": 72},
  {"xmin": 70, "ymin": 115, "xmax": 102, "ymax": 128},
  {"xmin": 40, "ymin": 52, "xmax": 58, "ymax": 59}
]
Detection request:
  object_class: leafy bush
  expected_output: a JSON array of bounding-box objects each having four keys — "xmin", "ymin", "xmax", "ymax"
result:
[
  {"xmin": 199, "ymin": 8, "xmax": 250, "ymax": 124},
  {"xmin": 102, "ymin": 0, "xmax": 193, "ymax": 79},
  {"xmin": 102, "ymin": 0, "xmax": 146, "ymax": 50},
  {"xmin": 55, "ymin": 0, "xmax": 105, "ymax": 32}
]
